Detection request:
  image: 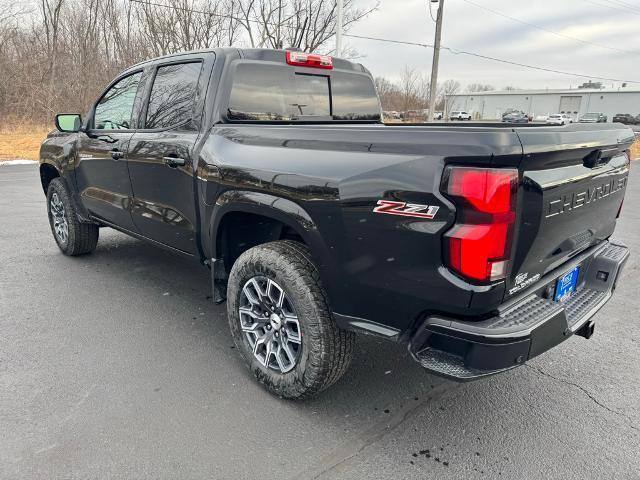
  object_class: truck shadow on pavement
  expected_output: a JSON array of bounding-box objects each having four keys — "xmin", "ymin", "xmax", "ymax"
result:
[
  {"xmin": 57, "ymin": 229, "xmax": 639, "ymax": 480},
  {"xmin": 85, "ymin": 229, "xmax": 447, "ymax": 403}
]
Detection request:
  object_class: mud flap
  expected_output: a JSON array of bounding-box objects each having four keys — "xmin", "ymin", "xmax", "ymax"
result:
[{"xmin": 211, "ymin": 258, "xmax": 228, "ymax": 304}]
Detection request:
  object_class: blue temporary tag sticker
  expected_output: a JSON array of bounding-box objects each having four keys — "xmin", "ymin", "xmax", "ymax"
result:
[{"xmin": 555, "ymin": 266, "xmax": 580, "ymax": 302}]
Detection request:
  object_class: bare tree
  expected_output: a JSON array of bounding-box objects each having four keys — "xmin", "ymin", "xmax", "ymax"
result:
[
  {"xmin": 40, "ymin": 0, "xmax": 65, "ymax": 110},
  {"xmin": 439, "ymin": 79, "xmax": 461, "ymax": 117},
  {"xmin": 0, "ymin": 0, "xmax": 377, "ymax": 122},
  {"xmin": 397, "ymin": 66, "xmax": 430, "ymax": 113},
  {"xmin": 375, "ymin": 77, "xmax": 401, "ymax": 111},
  {"xmin": 237, "ymin": 0, "xmax": 378, "ymax": 52},
  {"xmin": 466, "ymin": 83, "xmax": 494, "ymax": 93}
]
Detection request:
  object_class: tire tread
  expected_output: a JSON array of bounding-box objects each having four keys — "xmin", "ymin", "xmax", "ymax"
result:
[
  {"xmin": 47, "ymin": 178, "xmax": 99, "ymax": 256},
  {"xmin": 227, "ymin": 240, "xmax": 355, "ymax": 399}
]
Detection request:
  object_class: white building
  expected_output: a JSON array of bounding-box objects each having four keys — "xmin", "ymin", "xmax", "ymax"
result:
[{"xmin": 447, "ymin": 88, "xmax": 640, "ymax": 121}]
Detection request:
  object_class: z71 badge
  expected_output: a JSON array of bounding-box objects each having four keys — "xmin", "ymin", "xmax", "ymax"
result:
[{"xmin": 373, "ymin": 200, "xmax": 439, "ymax": 219}]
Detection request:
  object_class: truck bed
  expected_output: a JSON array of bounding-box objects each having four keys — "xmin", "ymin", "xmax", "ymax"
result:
[{"xmin": 205, "ymin": 121, "xmax": 634, "ymax": 331}]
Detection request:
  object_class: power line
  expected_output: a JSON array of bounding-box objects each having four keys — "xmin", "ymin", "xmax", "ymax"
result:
[
  {"xmin": 442, "ymin": 45, "xmax": 640, "ymax": 83},
  {"xmin": 461, "ymin": 0, "xmax": 638, "ymax": 55},
  {"xmin": 344, "ymin": 33, "xmax": 433, "ymax": 48},
  {"xmin": 128, "ymin": 0, "xmax": 301, "ymax": 27},
  {"xmin": 126, "ymin": 0, "xmax": 640, "ymax": 84},
  {"xmin": 345, "ymin": 34, "xmax": 640, "ymax": 84},
  {"xmin": 582, "ymin": 0, "xmax": 640, "ymax": 16},
  {"xmin": 600, "ymin": 0, "xmax": 640, "ymax": 13}
]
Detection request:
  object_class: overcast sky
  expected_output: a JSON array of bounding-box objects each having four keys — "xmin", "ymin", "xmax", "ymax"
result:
[{"xmin": 347, "ymin": 0, "xmax": 640, "ymax": 90}]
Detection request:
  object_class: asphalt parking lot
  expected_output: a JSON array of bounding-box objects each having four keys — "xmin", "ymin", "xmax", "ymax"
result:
[{"xmin": 1, "ymin": 164, "xmax": 639, "ymax": 479}]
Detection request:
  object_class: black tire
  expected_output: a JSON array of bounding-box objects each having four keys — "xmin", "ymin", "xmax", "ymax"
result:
[
  {"xmin": 227, "ymin": 240, "xmax": 355, "ymax": 399},
  {"xmin": 46, "ymin": 178, "xmax": 99, "ymax": 256}
]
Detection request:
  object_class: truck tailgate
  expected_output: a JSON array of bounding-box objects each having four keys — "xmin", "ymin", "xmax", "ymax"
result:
[{"xmin": 506, "ymin": 124, "xmax": 634, "ymax": 297}]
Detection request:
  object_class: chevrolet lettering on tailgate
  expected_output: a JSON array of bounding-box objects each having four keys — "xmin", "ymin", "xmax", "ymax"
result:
[{"xmin": 546, "ymin": 175, "xmax": 628, "ymax": 218}]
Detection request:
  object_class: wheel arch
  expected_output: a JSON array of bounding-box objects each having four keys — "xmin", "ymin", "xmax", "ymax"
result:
[
  {"xmin": 40, "ymin": 160, "xmax": 92, "ymax": 222},
  {"xmin": 39, "ymin": 162, "xmax": 61, "ymax": 194},
  {"xmin": 210, "ymin": 190, "xmax": 323, "ymax": 271},
  {"xmin": 208, "ymin": 190, "xmax": 336, "ymax": 303}
]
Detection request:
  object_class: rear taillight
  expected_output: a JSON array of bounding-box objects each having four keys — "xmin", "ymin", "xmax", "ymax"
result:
[
  {"xmin": 442, "ymin": 167, "xmax": 518, "ymax": 283},
  {"xmin": 286, "ymin": 51, "xmax": 333, "ymax": 69}
]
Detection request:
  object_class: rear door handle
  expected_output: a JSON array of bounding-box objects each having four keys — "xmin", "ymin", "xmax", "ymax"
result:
[
  {"xmin": 163, "ymin": 156, "xmax": 186, "ymax": 168},
  {"xmin": 111, "ymin": 149, "xmax": 124, "ymax": 160}
]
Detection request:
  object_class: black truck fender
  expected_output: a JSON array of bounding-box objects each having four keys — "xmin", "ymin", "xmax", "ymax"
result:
[
  {"xmin": 39, "ymin": 139, "xmax": 93, "ymax": 224},
  {"xmin": 208, "ymin": 190, "xmax": 336, "ymax": 303}
]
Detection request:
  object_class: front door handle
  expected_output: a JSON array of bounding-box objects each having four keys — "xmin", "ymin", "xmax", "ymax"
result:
[
  {"xmin": 111, "ymin": 149, "xmax": 124, "ymax": 160},
  {"xmin": 93, "ymin": 134, "xmax": 117, "ymax": 143},
  {"xmin": 163, "ymin": 156, "xmax": 186, "ymax": 168}
]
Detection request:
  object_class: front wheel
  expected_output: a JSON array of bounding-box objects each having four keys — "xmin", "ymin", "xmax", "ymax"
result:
[
  {"xmin": 47, "ymin": 178, "xmax": 99, "ymax": 255},
  {"xmin": 227, "ymin": 241, "xmax": 355, "ymax": 399}
]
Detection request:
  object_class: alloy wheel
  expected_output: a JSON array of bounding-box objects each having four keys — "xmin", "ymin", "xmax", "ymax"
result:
[
  {"xmin": 239, "ymin": 276, "xmax": 302, "ymax": 373},
  {"xmin": 50, "ymin": 192, "xmax": 69, "ymax": 244}
]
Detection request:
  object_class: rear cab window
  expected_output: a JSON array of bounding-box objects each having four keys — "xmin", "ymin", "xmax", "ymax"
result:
[{"xmin": 227, "ymin": 61, "xmax": 380, "ymax": 122}]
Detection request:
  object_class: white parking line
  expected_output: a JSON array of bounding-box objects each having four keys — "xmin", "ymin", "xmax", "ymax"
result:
[{"xmin": 0, "ymin": 159, "xmax": 37, "ymax": 166}]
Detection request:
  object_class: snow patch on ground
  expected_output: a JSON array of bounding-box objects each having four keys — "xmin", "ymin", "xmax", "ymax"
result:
[{"xmin": 0, "ymin": 159, "xmax": 37, "ymax": 166}]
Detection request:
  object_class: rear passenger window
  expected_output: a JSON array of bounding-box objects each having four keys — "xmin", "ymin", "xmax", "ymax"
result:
[{"xmin": 145, "ymin": 62, "xmax": 202, "ymax": 129}]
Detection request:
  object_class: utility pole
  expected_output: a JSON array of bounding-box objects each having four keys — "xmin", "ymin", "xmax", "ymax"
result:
[
  {"xmin": 336, "ymin": 0, "xmax": 344, "ymax": 57},
  {"xmin": 427, "ymin": 0, "xmax": 444, "ymax": 122}
]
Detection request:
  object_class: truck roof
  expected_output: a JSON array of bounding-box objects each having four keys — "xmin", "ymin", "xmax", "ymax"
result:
[{"xmin": 126, "ymin": 47, "xmax": 369, "ymax": 75}]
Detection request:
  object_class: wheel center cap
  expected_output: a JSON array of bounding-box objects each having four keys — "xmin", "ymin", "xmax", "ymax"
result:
[{"xmin": 269, "ymin": 313, "xmax": 283, "ymax": 331}]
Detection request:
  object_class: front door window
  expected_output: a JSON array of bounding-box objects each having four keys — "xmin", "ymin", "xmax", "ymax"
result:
[{"xmin": 94, "ymin": 72, "xmax": 143, "ymax": 130}]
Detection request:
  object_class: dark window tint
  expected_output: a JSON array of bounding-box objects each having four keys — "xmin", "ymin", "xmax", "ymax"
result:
[
  {"xmin": 94, "ymin": 72, "xmax": 142, "ymax": 130},
  {"xmin": 228, "ymin": 62, "xmax": 380, "ymax": 122},
  {"xmin": 292, "ymin": 74, "xmax": 330, "ymax": 117},
  {"xmin": 145, "ymin": 62, "xmax": 201, "ymax": 129},
  {"xmin": 332, "ymin": 72, "xmax": 381, "ymax": 121},
  {"xmin": 228, "ymin": 64, "xmax": 293, "ymax": 121}
]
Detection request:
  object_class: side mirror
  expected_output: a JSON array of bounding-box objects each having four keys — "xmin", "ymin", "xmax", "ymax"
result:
[{"xmin": 55, "ymin": 114, "xmax": 82, "ymax": 133}]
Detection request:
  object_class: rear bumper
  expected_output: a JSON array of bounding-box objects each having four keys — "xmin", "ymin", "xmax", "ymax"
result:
[{"xmin": 409, "ymin": 240, "xmax": 629, "ymax": 381}]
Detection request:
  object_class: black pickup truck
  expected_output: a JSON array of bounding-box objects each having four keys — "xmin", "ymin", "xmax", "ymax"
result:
[{"xmin": 40, "ymin": 48, "xmax": 634, "ymax": 399}]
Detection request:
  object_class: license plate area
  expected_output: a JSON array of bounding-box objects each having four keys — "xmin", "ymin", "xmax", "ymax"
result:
[{"xmin": 554, "ymin": 266, "xmax": 580, "ymax": 302}]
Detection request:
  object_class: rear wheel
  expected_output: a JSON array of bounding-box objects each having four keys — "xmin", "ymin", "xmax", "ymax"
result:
[
  {"xmin": 227, "ymin": 241, "xmax": 355, "ymax": 399},
  {"xmin": 47, "ymin": 178, "xmax": 99, "ymax": 255}
]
